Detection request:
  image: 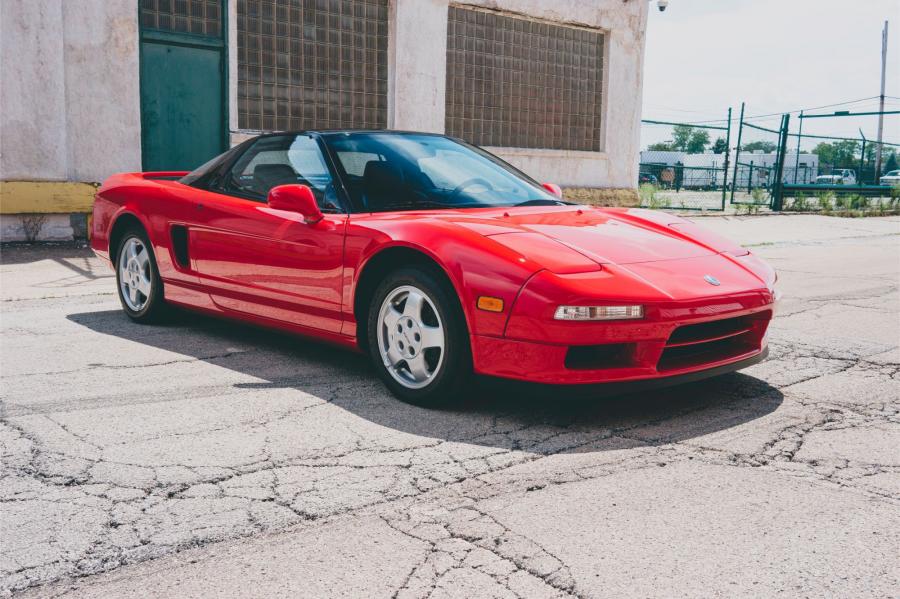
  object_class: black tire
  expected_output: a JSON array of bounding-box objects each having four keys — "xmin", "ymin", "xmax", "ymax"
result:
[
  {"xmin": 366, "ymin": 266, "xmax": 471, "ymax": 407},
  {"xmin": 114, "ymin": 227, "xmax": 167, "ymax": 323}
]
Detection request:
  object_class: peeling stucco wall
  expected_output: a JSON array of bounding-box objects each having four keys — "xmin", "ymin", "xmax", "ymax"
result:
[
  {"xmin": 1, "ymin": 0, "xmax": 68, "ymax": 182},
  {"xmin": 386, "ymin": 0, "xmax": 649, "ymax": 188},
  {"xmin": 0, "ymin": 0, "xmax": 141, "ymax": 184},
  {"xmin": 1, "ymin": 0, "xmax": 646, "ymax": 241},
  {"xmin": 230, "ymin": 0, "xmax": 648, "ymax": 188}
]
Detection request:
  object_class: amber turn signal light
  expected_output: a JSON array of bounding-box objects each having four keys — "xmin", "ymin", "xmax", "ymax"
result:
[{"xmin": 477, "ymin": 296, "xmax": 504, "ymax": 312}]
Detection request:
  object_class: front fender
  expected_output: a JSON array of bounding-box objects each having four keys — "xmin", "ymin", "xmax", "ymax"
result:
[{"xmin": 346, "ymin": 218, "xmax": 543, "ymax": 337}]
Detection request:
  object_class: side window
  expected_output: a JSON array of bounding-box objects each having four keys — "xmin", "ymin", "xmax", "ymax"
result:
[{"xmin": 218, "ymin": 135, "xmax": 339, "ymax": 210}]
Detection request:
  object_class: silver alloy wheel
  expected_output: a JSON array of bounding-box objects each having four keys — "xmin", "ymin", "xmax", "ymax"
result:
[
  {"xmin": 118, "ymin": 237, "xmax": 153, "ymax": 312},
  {"xmin": 376, "ymin": 285, "xmax": 445, "ymax": 389}
]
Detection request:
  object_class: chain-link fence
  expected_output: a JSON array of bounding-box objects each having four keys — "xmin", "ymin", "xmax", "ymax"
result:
[
  {"xmin": 786, "ymin": 132, "xmax": 898, "ymax": 185},
  {"xmin": 779, "ymin": 110, "xmax": 900, "ymax": 213},
  {"xmin": 638, "ymin": 114, "xmax": 731, "ymax": 211},
  {"xmin": 640, "ymin": 105, "xmax": 899, "ymax": 213},
  {"xmin": 729, "ymin": 111, "xmax": 789, "ymax": 209}
]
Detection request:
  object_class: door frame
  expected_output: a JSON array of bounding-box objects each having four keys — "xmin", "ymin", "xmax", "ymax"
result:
[{"xmin": 138, "ymin": 0, "xmax": 229, "ymax": 170}]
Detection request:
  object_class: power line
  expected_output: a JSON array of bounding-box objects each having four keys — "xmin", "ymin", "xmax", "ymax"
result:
[{"xmin": 648, "ymin": 96, "xmax": 882, "ymax": 125}]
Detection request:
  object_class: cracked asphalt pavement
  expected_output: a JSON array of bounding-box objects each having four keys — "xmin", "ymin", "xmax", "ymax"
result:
[{"xmin": 2, "ymin": 214, "xmax": 898, "ymax": 598}]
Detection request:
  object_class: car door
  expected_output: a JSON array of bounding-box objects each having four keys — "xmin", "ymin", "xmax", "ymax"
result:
[{"xmin": 189, "ymin": 134, "xmax": 348, "ymax": 333}]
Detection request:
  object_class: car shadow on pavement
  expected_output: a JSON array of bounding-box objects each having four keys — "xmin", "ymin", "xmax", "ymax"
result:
[{"xmin": 67, "ymin": 308, "xmax": 784, "ymax": 455}]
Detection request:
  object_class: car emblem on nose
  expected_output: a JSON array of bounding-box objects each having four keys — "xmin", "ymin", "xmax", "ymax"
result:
[{"xmin": 704, "ymin": 275, "xmax": 721, "ymax": 286}]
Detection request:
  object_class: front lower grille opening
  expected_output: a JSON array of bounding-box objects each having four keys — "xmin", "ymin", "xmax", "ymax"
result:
[
  {"xmin": 667, "ymin": 315, "xmax": 753, "ymax": 346},
  {"xmin": 565, "ymin": 343, "xmax": 635, "ymax": 370},
  {"xmin": 657, "ymin": 334, "xmax": 755, "ymax": 372}
]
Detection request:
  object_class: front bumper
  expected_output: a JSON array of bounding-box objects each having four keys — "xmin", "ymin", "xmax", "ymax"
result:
[
  {"xmin": 471, "ymin": 327, "xmax": 769, "ymax": 386},
  {"xmin": 476, "ymin": 346, "xmax": 769, "ymax": 396},
  {"xmin": 469, "ymin": 255, "xmax": 775, "ymax": 386}
]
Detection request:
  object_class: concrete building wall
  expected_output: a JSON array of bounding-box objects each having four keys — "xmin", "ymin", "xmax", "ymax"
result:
[
  {"xmin": 0, "ymin": 0, "xmax": 141, "ymax": 184},
  {"xmin": 1, "ymin": 0, "xmax": 69, "ymax": 181},
  {"xmin": 386, "ymin": 0, "xmax": 649, "ymax": 189},
  {"xmin": 1, "ymin": 0, "xmax": 141, "ymax": 241},
  {"xmin": 3, "ymin": 0, "xmax": 646, "ymax": 241},
  {"xmin": 231, "ymin": 0, "xmax": 648, "ymax": 188},
  {"xmin": 60, "ymin": 1, "xmax": 142, "ymax": 183}
]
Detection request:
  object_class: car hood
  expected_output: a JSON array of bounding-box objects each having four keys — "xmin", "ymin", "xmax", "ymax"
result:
[{"xmin": 435, "ymin": 206, "xmax": 723, "ymax": 267}]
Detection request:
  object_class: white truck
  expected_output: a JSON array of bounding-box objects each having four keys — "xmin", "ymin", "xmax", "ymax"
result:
[{"xmin": 815, "ymin": 169, "xmax": 857, "ymax": 185}]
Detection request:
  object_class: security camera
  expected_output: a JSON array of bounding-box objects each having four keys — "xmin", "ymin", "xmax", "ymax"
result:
[{"xmin": 657, "ymin": 0, "xmax": 668, "ymax": 11}]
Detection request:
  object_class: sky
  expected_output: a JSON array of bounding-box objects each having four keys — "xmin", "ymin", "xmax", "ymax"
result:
[{"xmin": 640, "ymin": 0, "xmax": 900, "ymax": 152}]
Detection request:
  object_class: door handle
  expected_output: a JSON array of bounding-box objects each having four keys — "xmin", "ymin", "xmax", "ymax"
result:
[{"xmin": 196, "ymin": 203, "xmax": 204, "ymax": 211}]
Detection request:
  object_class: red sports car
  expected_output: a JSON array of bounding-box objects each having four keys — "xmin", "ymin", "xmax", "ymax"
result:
[{"xmin": 91, "ymin": 131, "xmax": 776, "ymax": 406}]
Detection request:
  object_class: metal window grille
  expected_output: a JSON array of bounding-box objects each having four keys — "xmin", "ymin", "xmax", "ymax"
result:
[
  {"xmin": 237, "ymin": 0, "xmax": 388, "ymax": 132},
  {"xmin": 446, "ymin": 7, "xmax": 604, "ymax": 151},
  {"xmin": 140, "ymin": 0, "xmax": 222, "ymax": 37}
]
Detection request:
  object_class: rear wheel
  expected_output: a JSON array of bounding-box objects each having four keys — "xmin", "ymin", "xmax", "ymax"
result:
[
  {"xmin": 367, "ymin": 267, "xmax": 471, "ymax": 407},
  {"xmin": 115, "ymin": 229, "xmax": 166, "ymax": 323}
]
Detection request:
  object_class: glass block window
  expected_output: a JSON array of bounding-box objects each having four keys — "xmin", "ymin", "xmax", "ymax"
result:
[
  {"xmin": 446, "ymin": 7, "xmax": 604, "ymax": 152},
  {"xmin": 140, "ymin": 0, "xmax": 223, "ymax": 38},
  {"xmin": 237, "ymin": 0, "xmax": 388, "ymax": 132}
]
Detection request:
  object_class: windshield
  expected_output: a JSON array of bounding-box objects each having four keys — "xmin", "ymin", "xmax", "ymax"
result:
[{"xmin": 322, "ymin": 133, "xmax": 564, "ymax": 211}]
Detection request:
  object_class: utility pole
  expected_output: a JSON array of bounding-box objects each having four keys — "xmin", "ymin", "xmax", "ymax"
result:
[{"xmin": 875, "ymin": 20, "xmax": 888, "ymax": 182}]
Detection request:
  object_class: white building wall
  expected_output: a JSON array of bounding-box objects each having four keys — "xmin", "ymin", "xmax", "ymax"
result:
[
  {"xmin": 1, "ymin": 0, "xmax": 68, "ymax": 181},
  {"xmin": 389, "ymin": 0, "xmax": 448, "ymax": 133},
  {"xmin": 61, "ymin": 1, "xmax": 142, "ymax": 183},
  {"xmin": 4, "ymin": 0, "xmax": 645, "ymax": 188},
  {"xmin": 387, "ymin": 0, "xmax": 648, "ymax": 189},
  {"xmin": 0, "ymin": 0, "xmax": 141, "ymax": 183}
]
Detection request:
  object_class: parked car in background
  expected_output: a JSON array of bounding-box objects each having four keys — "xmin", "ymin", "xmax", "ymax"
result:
[
  {"xmin": 880, "ymin": 170, "xmax": 900, "ymax": 186},
  {"xmin": 638, "ymin": 173, "xmax": 659, "ymax": 185},
  {"xmin": 815, "ymin": 169, "xmax": 857, "ymax": 185}
]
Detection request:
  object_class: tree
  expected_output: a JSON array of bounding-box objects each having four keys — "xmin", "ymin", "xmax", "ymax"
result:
[
  {"xmin": 671, "ymin": 125, "xmax": 693, "ymax": 151},
  {"xmin": 646, "ymin": 126, "xmax": 711, "ymax": 153},
  {"xmin": 812, "ymin": 140, "xmax": 859, "ymax": 169},
  {"xmin": 883, "ymin": 150, "xmax": 898, "ymax": 174},
  {"xmin": 741, "ymin": 140, "xmax": 777, "ymax": 153},
  {"xmin": 668, "ymin": 125, "xmax": 710, "ymax": 153},
  {"xmin": 711, "ymin": 137, "xmax": 727, "ymax": 154},
  {"xmin": 685, "ymin": 129, "xmax": 710, "ymax": 154}
]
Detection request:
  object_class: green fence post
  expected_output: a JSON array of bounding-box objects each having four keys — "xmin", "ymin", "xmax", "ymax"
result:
[
  {"xmin": 748, "ymin": 161, "xmax": 753, "ymax": 194},
  {"xmin": 772, "ymin": 113, "xmax": 790, "ymax": 211},
  {"xmin": 793, "ymin": 110, "xmax": 803, "ymax": 184},
  {"xmin": 859, "ymin": 136, "xmax": 867, "ymax": 184},
  {"xmin": 730, "ymin": 102, "xmax": 745, "ymax": 204},
  {"xmin": 721, "ymin": 106, "xmax": 732, "ymax": 210}
]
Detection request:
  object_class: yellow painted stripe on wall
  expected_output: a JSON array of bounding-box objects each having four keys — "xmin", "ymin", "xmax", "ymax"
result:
[{"xmin": 0, "ymin": 181, "xmax": 98, "ymax": 214}]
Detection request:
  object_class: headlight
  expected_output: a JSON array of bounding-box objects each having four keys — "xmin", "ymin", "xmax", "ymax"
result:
[{"xmin": 554, "ymin": 305, "xmax": 644, "ymax": 321}]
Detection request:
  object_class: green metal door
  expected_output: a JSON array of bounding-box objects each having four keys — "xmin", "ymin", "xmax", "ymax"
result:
[
  {"xmin": 140, "ymin": 42, "xmax": 225, "ymax": 171},
  {"xmin": 139, "ymin": 0, "xmax": 226, "ymax": 171}
]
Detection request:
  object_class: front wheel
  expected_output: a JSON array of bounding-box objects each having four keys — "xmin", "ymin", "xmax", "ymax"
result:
[{"xmin": 367, "ymin": 267, "xmax": 471, "ymax": 407}]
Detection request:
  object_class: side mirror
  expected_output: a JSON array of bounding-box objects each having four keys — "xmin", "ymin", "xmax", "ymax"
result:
[
  {"xmin": 542, "ymin": 182, "xmax": 563, "ymax": 199},
  {"xmin": 268, "ymin": 184, "xmax": 323, "ymax": 224}
]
